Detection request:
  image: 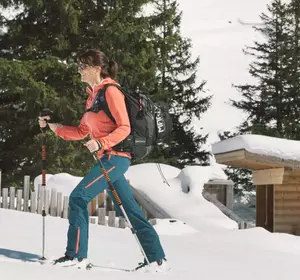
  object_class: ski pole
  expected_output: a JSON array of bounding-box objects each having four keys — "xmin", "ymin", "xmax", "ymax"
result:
[
  {"xmin": 39, "ymin": 109, "xmax": 53, "ymax": 261},
  {"xmin": 40, "ymin": 122, "xmax": 47, "ymax": 261},
  {"xmin": 92, "ymin": 152, "xmax": 150, "ymax": 267}
]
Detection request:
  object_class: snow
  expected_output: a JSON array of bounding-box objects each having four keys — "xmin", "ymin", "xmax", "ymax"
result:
[
  {"xmin": 2, "ymin": 207, "xmax": 300, "ymax": 280},
  {"xmin": 34, "ymin": 173, "xmax": 82, "ymax": 197},
  {"xmin": 33, "ymin": 162, "xmax": 236, "ymax": 231},
  {"xmin": 212, "ymin": 134, "xmax": 300, "ymax": 161},
  {"xmin": 176, "ymin": 164, "xmax": 227, "ymax": 195},
  {"xmin": 151, "ymin": 219, "xmax": 198, "ymax": 236},
  {"xmin": 3, "ymin": 149, "xmax": 300, "ymax": 279},
  {"xmin": 125, "ymin": 163, "xmax": 237, "ymax": 231}
]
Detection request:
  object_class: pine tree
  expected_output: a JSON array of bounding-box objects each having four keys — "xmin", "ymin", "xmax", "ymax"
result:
[
  {"xmin": 0, "ymin": 56, "xmax": 89, "ymax": 187},
  {"xmin": 228, "ymin": 0, "xmax": 300, "ymax": 196},
  {"xmin": 231, "ymin": 0, "xmax": 292, "ymax": 138},
  {"xmin": 149, "ymin": 0, "xmax": 212, "ymax": 167},
  {"xmin": 283, "ymin": 0, "xmax": 300, "ymax": 138},
  {"xmin": 0, "ymin": 0, "xmax": 158, "ymax": 186}
]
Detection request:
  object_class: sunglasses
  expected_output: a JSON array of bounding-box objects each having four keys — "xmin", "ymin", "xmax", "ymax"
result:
[{"xmin": 78, "ymin": 62, "xmax": 89, "ymax": 70}]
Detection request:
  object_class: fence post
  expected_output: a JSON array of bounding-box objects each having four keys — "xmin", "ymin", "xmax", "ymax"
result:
[
  {"xmin": 16, "ymin": 189, "xmax": 23, "ymax": 211},
  {"xmin": 9, "ymin": 187, "xmax": 15, "ymax": 210},
  {"xmin": 108, "ymin": 211, "xmax": 116, "ymax": 227},
  {"xmin": 149, "ymin": 219, "xmax": 157, "ymax": 226},
  {"xmin": 98, "ymin": 208, "xmax": 106, "ymax": 225},
  {"xmin": 50, "ymin": 188, "xmax": 57, "ymax": 216},
  {"xmin": 23, "ymin": 175, "xmax": 30, "ymax": 212},
  {"xmin": 238, "ymin": 221, "xmax": 244, "ymax": 229},
  {"xmin": 90, "ymin": 217, "xmax": 97, "ymax": 224},
  {"xmin": 226, "ymin": 184, "xmax": 234, "ymax": 210},
  {"xmin": 37, "ymin": 184, "xmax": 43, "ymax": 215},
  {"xmin": 31, "ymin": 192, "xmax": 37, "ymax": 213},
  {"xmin": 62, "ymin": 196, "xmax": 69, "ymax": 219},
  {"xmin": 119, "ymin": 217, "xmax": 126, "ymax": 229},
  {"xmin": 98, "ymin": 192, "xmax": 105, "ymax": 208},
  {"xmin": 106, "ymin": 194, "xmax": 113, "ymax": 215},
  {"xmin": 2, "ymin": 188, "xmax": 8, "ymax": 209},
  {"xmin": 57, "ymin": 192, "xmax": 62, "ymax": 218},
  {"xmin": 45, "ymin": 189, "xmax": 50, "ymax": 215}
]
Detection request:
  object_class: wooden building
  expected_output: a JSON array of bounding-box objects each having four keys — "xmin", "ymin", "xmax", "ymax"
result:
[{"xmin": 213, "ymin": 147, "xmax": 300, "ymax": 235}]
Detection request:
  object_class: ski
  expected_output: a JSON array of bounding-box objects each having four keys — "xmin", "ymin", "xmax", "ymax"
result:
[{"xmin": 86, "ymin": 262, "xmax": 133, "ymax": 272}]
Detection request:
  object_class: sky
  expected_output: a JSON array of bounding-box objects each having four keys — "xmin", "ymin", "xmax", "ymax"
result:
[{"xmin": 176, "ymin": 0, "xmax": 272, "ymax": 144}]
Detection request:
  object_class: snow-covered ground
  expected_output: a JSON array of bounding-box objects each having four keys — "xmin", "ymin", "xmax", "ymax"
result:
[
  {"xmin": 0, "ymin": 158, "xmax": 294, "ymax": 279},
  {"xmin": 2, "ymin": 199, "xmax": 300, "ymax": 280}
]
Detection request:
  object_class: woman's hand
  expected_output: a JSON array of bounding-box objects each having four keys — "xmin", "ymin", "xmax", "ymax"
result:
[
  {"xmin": 84, "ymin": 140, "xmax": 102, "ymax": 153},
  {"xmin": 38, "ymin": 116, "xmax": 50, "ymax": 128},
  {"xmin": 38, "ymin": 116, "xmax": 62, "ymax": 132}
]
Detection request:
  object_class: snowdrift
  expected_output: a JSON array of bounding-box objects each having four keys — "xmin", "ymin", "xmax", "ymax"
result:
[{"xmin": 125, "ymin": 163, "xmax": 237, "ymax": 231}]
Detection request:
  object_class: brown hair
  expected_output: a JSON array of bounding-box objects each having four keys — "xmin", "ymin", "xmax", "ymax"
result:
[{"xmin": 78, "ymin": 49, "xmax": 118, "ymax": 79}]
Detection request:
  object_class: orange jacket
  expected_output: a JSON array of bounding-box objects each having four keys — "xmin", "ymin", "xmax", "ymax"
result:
[{"xmin": 55, "ymin": 78, "xmax": 131, "ymax": 159}]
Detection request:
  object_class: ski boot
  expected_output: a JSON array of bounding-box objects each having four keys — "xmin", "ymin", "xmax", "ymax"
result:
[
  {"xmin": 134, "ymin": 257, "xmax": 169, "ymax": 273},
  {"xmin": 52, "ymin": 255, "xmax": 87, "ymax": 269}
]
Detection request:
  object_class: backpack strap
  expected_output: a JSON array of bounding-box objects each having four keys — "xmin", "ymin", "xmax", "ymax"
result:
[{"xmin": 100, "ymin": 83, "xmax": 124, "ymax": 125}]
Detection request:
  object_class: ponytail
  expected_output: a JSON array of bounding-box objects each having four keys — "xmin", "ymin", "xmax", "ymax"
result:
[{"xmin": 108, "ymin": 59, "xmax": 118, "ymax": 79}]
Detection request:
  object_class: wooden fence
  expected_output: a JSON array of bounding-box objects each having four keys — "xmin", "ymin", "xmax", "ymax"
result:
[
  {"xmin": 0, "ymin": 171, "xmax": 250, "ymax": 230},
  {"xmin": 0, "ymin": 172, "xmax": 153, "ymax": 229}
]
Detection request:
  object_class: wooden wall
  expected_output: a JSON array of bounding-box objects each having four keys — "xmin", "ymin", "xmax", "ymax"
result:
[{"xmin": 274, "ymin": 184, "xmax": 300, "ymax": 234}]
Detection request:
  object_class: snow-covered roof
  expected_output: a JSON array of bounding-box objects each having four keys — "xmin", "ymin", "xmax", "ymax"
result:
[{"xmin": 212, "ymin": 134, "xmax": 300, "ymax": 170}]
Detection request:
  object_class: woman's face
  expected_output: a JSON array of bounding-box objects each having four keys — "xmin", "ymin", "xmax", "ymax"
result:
[{"xmin": 78, "ymin": 62, "xmax": 101, "ymax": 84}]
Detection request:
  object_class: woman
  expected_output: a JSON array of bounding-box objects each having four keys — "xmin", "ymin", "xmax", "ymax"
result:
[{"xmin": 38, "ymin": 49, "xmax": 167, "ymax": 271}]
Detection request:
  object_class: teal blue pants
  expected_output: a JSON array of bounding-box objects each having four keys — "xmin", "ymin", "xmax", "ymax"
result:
[{"xmin": 65, "ymin": 154, "xmax": 165, "ymax": 263}]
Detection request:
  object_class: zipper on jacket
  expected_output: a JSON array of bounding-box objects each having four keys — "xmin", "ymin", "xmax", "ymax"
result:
[{"xmin": 85, "ymin": 86, "xmax": 95, "ymax": 136}]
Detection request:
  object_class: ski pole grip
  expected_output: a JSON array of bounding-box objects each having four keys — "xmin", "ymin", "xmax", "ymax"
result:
[
  {"xmin": 39, "ymin": 108, "xmax": 54, "ymax": 132},
  {"xmin": 39, "ymin": 108, "xmax": 54, "ymax": 121}
]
